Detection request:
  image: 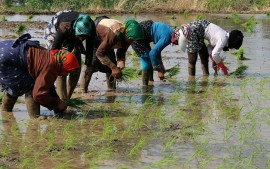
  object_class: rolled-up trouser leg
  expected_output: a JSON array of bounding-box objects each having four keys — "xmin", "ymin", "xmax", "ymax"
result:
[
  {"xmin": 25, "ymin": 90, "xmax": 40, "ymax": 119},
  {"xmin": 80, "ymin": 65, "xmax": 94, "ymax": 93},
  {"xmin": 140, "ymin": 57, "xmax": 152, "ymax": 86},
  {"xmin": 106, "ymin": 73, "xmax": 116, "ymax": 90},
  {"xmin": 56, "ymin": 76, "xmax": 68, "ymax": 100},
  {"xmin": 148, "ymin": 68, "xmax": 154, "ymax": 82},
  {"xmin": 142, "ymin": 71, "xmax": 149, "ymax": 86},
  {"xmin": 188, "ymin": 52, "xmax": 198, "ymax": 76},
  {"xmin": 199, "ymin": 44, "xmax": 209, "ymax": 76},
  {"xmin": 1, "ymin": 92, "xmax": 17, "ymax": 112}
]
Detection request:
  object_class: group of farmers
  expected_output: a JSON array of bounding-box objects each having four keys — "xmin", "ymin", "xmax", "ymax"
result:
[{"xmin": 0, "ymin": 10, "xmax": 244, "ymax": 118}]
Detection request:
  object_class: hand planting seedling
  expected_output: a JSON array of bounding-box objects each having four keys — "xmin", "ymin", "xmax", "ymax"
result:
[{"xmin": 117, "ymin": 67, "xmax": 140, "ymax": 83}]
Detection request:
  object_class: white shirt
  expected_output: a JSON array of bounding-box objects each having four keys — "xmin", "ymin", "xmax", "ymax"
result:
[{"xmin": 204, "ymin": 23, "xmax": 229, "ymax": 63}]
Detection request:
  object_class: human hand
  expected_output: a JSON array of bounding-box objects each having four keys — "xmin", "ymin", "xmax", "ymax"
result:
[
  {"xmin": 111, "ymin": 66, "xmax": 122, "ymax": 79},
  {"xmin": 117, "ymin": 60, "xmax": 125, "ymax": 69},
  {"xmin": 56, "ymin": 100, "xmax": 67, "ymax": 112},
  {"xmin": 158, "ymin": 71, "xmax": 165, "ymax": 81}
]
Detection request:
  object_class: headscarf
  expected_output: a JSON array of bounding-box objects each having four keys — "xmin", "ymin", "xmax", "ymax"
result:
[
  {"xmin": 181, "ymin": 24, "xmax": 190, "ymax": 38},
  {"xmin": 123, "ymin": 20, "xmax": 145, "ymax": 41},
  {"xmin": 51, "ymin": 49, "xmax": 80, "ymax": 73},
  {"xmin": 171, "ymin": 28, "xmax": 180, "ymax": 45},
  {"xmin": 228, "ymin": 30, "xmax": 244, "ymax": 49},
  {"xmin": 73, "ymin": 14, "xmax": 93, "ymax": 36}
]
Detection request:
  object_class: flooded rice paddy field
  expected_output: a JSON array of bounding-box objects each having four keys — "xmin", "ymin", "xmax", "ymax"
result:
[{"xmin": 0, "ymin": 13, "xmax": 270, "ymax": 168}]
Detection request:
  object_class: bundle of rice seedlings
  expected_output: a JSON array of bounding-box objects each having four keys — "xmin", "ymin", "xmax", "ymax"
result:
[
  {"xmin": 165, "ymin": 65, "xmax": 180, "ymax": 77},
  {"xmin": 117, "ymin": 67, "xmax": 140, "ymax": 83},
  {"xmin": 164, "ymin": 65, "xmax": 180, "ymax": 82},
  {"xmin": 67, "ymin": 97, "xmax": 87, "ymax": 109},
  {"xmin": 230, "ymin": 65, "xmax": 248, "ymax": 76}
]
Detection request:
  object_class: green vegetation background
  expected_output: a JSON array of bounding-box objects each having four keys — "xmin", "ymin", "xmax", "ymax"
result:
[{"xmin": 0, "ymin": 0, "xmax": 269, "ymax": 14}]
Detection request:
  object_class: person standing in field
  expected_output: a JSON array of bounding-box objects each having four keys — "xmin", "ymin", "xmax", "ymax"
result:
[
  {"xmin": 81, "ymin": 18, "xmax": 145, "ymax": 93},
  {"xmin": 0, "ymin": 34, "xmax": 80, "ymax": 118},
  {"xmin": 44, "ymin": 10, "xmax": 95, "ymax": 99},
  {"xmin": 131, "ymin": 20, "xmax": 173, "ymax": 85},
  {"xmin": 171, "ymin": 19, "xmax": 244, "ymax": 76}
]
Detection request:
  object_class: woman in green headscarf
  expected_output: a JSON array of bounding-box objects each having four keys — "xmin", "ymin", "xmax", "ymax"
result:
[
  {"xmin": 44, "ymin": 10, "xmax": 96, "ymax": 100},
  {"xmin": 81, "ymin": 18, "xmax": 144, "ymax": 92}
]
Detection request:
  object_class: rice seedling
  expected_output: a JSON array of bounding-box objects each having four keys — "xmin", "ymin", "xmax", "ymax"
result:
[
  {"xmin": 233, "ymin": 47, "xmax": 249, "ymax": 60},
  {"xmin": 230, "ymin": 12, "xmax": 242, "ymax": 24},
  {"xmin": 0, "ymin": 15, "xmax": 7, "ymax": 21},
  {"xmin": 15, "ymin": 23, "xmax": 26, "ymax": 36},
  {"xmin": 117, "ymin": 67, "xmax": 140, "ymax": 83},
  {"xmin": 128, "ymin": 137, "xmax": 145, "ymax": 157},
  {"xmin": 66, "ymin": 97, "xmax": 87, "ymax": 109},
  {"xmin": 0, "ymin": 92, "xmax": 3, "ymax": 102},
  {"xmin": 163, "ymin": 135, "xmax": 177, "ymax": 151},
  {"xmin": 242, "ymin": 15, "xmax": 257, "ymax": 33},
  {"xmin": 0, "ymin": 143, "xmax": 11, "ymax": 157},
  {"xmin": 230, "ymin": 65, "xmax": 248, "ymax": 76},
  {"xmin": 183, "ymin": 10, "xmax": 189, "ymax": 19},
  {"xmin": 196, "ymin": 13, "xmax": 204, "ymax": 20},
  {"xmin": 165, "ymin": 64, "xmax": 180, "ymax": 78},
  {"xmin": 147, "ymin": 153, "xmax": 177, "ymax": 168},
  {"xmin": 266, "ymin": 12, "xmax": 270, "ymax": 16},
  {"xmin": 26, "ymin": 14, "xmax": 33, "ymax": 21}
]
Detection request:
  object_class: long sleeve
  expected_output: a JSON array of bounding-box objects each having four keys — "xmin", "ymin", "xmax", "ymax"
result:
[
  {"xmin": 150, "ymin": 22, "xmax": 173, "ymax": 67},
  {"xmin": 27, "ymin": 47, "xmax": 61, "ymax": 110},
  {"xmin": 96, "ymin": 28, "xmax": 118, "ymax": 68}
]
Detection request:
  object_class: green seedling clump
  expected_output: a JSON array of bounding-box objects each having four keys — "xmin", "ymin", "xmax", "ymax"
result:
[
  {"xmin": 231, "ymin": 12, "xmax": 242, "ymax": 24},
  {"xmin": 165, "ymin": 65, "xmax": 180, "ymax": 77},
  {"xmin": 183, "ymin": 10, "xmax": 189, "ymax": 19},
  {"xmin": 118, "ymin": 67, "xmax": 140, "ymax": 83},
  {"xmin": 15, "ymin": 23, "xmax": 26, "ymax": 36},
  {"xmin": 26, "ymin": 15, "xmax": 33, "ymax": 21},
  {"xmin": 196, "ymin": 13, "xmax": 204, "ymax": 20},
  {"xmin": 242, "ymin": 15, "xmax": 256, "ymax": 33},
  {"xmin": 67, "ymin": 97, "xmax": 87, "ymax": 109},
  {"xmin": 230, "ymin": 65, "xmax": 248, "ymax": 76},
  {"xmin": 234, "ymin": 47, "xmax": 248, "ymax": 60},
  {"xmin": 0, "ymin": 15, "xmax": 7, "ymax": 21}
]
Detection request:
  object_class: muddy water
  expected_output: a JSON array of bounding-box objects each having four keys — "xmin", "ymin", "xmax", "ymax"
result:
[{"xmin": 0, "ymin": 13, "xmax": 270, "ymax": 168}]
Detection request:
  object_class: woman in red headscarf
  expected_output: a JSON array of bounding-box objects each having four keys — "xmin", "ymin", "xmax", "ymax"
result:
[{"xmin": 0, "ymin": 34, "xmax": 80, "ymax": 118}]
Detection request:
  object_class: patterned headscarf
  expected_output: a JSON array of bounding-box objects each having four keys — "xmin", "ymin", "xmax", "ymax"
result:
[
  {"xmin": 181, "ymin": 24, "xmax": 190, "ymax": 38},
  {"xmin": 73, "ymin": 14, "xmax": 93, "ymax": 36},
  {"xmin": 51, "ymin": 49, "xmax": 80, "ymax": 73},
  {"xmin": 171, "ymin": 28, "xmax": 180, "ymax": 45},
  {"xmin": 123, "ymin": 20, "xmax": 145, "ymax": 41}
]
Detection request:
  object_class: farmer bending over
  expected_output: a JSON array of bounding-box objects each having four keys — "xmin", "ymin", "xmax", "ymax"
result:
[
  {"xmin": 44, "ymin": 10, "xmax": 95, "ymax": 99},
  {"xmin": 131, "ymin": 20, "xmax": 173, "ymax": 85},
  {"xmin": 81, "ymin": 18, "xmax": 145, "ymax": 92},
  {"xmin": 0, "ymin": 34, "xmax": 80, "ymax": 118},
  {"xmin": 171, "ymin": 19, "xmax": 244, "ymax": 76}
]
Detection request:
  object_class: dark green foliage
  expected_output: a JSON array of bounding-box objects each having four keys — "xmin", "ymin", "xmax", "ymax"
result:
[
  {"xmin": 230, "ymin": 65, "xmax": 248, "ymax": 76},
  {"xmin": 67, "ymin": 97, "xmax": 87, "ymax": 109},
  {"xmin": 15, "ymin": 23, "xmax": 26, "ymax": 36}
]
